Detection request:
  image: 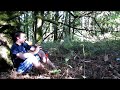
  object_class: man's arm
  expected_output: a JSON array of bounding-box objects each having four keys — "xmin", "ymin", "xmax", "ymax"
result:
[
  {"xmin": 16, "ymin": 52, "xmax": 26, "ymax": 60},
  {"xmin": 25, "ymin": 41, "xmax": 43, "ymax": 55},
  {"xmin": 16, "ymin": 52, "xmax": 35, "ymax": 60}
]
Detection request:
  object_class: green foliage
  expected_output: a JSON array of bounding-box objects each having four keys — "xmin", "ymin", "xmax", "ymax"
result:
[
  {"xmin": 42, "ymin": 36, "xmax": 120, "ymax": 61},
  {"xmin": 96, "ymin": 11, "xmax": 120, "ymax": 34},
  {"xmin": 49, "ymin": 69, "xmax": 61, "ymax": 74}
]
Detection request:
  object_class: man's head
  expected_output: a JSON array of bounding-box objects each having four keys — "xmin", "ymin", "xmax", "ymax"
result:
[{"xmin": 13, "ymin": 31, "xmax": 27, "ymax": 43}]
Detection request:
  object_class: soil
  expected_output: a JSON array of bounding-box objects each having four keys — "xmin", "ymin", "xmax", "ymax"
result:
[{"xmin": 0, "ymin": 54, "xmax": 120, "ymax": 79}]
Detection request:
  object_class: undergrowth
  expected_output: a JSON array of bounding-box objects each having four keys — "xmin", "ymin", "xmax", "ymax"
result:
[{"xmin": 41, "ymin": 39, "xmax": 120, "ymax": 60}]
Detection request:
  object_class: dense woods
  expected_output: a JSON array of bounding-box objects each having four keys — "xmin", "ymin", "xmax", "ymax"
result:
[{"xmin": 0, "ymin": 11, "xmax": 120, "ymax": 79}]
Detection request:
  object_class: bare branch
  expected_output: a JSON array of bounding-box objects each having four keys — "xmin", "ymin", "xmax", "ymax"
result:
[
  {"xmin": 68, "ymin": 11, "xmax": 94, "ymax": 19},
  {"xmin": 43, "ymin": 31, "xmax": 54, "ymax": 41}
]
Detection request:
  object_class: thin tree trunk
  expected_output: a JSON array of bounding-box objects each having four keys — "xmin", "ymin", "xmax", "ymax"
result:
[
  {"xmin": 26, "ymin": 12, "xmax": 29, "ymax": 40},
  {"xmin": 34, "ymin": 11, "xmax": 38, "ymax": 43},
  {"xmin": 37, "ymin": 11, "xmax": 44, "ymax": 43},
  {"xmin": 32, "ymin": 11, "xmax": 35, "ymax": 44},
  {"xmin": 68, "ymin": 12, "xmax": 71, "ymax": 39},
  {"xmin": 54, "ymin": 11, "xmax": 59, "ymax": 41},
  {"xmin": 72, "ymin": 18, "xmax": 76, "ymax": 39}
]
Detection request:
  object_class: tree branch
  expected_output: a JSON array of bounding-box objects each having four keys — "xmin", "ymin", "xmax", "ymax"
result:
[
  {"xmin": 37, "ymin": 16, "xmax": 94, "ymax": 31},
  {"xmin": 68, "ymin": 11, "xmax": 94, "ymax": 19},
  {"xmin": 92, "ymin": 17, "xmax": 104, "ymax": 31},
  {"xmin": 43, "ymin": 31, "xmax": 54, "ymax": 41},
  {"xmin": 5, "ymin": 11, "xmax": 25, "ymax": 21}
]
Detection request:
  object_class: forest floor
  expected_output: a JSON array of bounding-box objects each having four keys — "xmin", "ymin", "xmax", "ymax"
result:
[{"xmin": 0, "ymin": 54, "xmax": 120, "ymax": 79}]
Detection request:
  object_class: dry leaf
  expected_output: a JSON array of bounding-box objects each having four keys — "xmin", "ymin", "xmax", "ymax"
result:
[{"xmin": 104, "ymin": 54, "xmax": 109, "ymax": 61}]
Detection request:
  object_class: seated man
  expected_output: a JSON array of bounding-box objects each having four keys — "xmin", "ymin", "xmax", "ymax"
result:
[{"xmin": 10, "ymin": 31, "xmax": 56, "ymax": 74}]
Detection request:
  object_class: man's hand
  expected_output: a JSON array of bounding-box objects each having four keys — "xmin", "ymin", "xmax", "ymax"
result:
[
  {"xmin": 25, "ymin": 41, "xmax": 32, "ymax": 46},
  {"xmin": 33, "ymin": 46, "xmax": 40, "ymax": 54},
  {"xmin": 39, "ymin": 46, "xmax": 42, "ymax": 50},
  {"xmin": 35, "ymin": 44, "xmax": 42, "ymax": 50},
  {"xmin": 30, "ymin": 46, "xmax": 36, "ymax": 51}
]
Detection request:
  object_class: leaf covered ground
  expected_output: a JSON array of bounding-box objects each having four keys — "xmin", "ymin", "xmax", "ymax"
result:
[{"xmin": 0, "ymin": 53, "xmax": 120, "ymax": 79}]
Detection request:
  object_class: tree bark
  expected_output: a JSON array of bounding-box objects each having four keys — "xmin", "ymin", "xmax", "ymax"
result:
[{"xmin": 53, "ymin": 11, "xmax": 59, "ymax": 41}]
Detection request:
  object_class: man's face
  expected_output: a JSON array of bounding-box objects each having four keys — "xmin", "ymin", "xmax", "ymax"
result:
[{"xmin": 17, "ymin": 33, "xmax": 27, "ymax": 43}]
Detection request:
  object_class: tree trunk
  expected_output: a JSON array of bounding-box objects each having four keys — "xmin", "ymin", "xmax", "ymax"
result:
[
  {"xmin": 54, "ymin": 11, "xmax": 59, "ymax": 41},
  {"xmin": 37, "ymin": 11, "xmax": 44, "ymax": 44},
  {"xmin": 72, "ymin": 18, "xmax": 76, "ymax": 39},
  {"xmin": 68, "ymin": 12, "xmax": 71, "ymax": 39},
  {"xmin": 63, "ymin": 11, "xmax": 69, "ymax": 38},
  {"xmin": 34, "ymin": 11, "xmax": 38, "ymax": 43},
  {"xmin": 26, "ymin": 12, "xmax": 29, "ymax": 40}
]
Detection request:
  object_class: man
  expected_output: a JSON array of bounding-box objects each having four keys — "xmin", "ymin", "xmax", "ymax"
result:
[{"xmin": 10, "ymin": 31, "xmax": 56, "ymax": 74}]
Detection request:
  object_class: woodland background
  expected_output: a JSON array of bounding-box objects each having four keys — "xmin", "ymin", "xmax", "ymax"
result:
[{"xmin": 0, "ymin": 11, "xmax": 120, "ymax": 79}]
